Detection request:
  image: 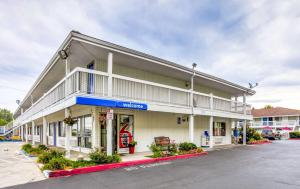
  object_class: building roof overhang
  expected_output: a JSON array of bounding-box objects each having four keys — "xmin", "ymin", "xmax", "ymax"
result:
[{"xmin": 14, "ymin": 31, "xmax": 255, "ymax": 117}]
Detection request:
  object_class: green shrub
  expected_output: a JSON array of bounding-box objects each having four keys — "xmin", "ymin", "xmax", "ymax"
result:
[
  {"xmin": 22, "ymin": 144, "xmax": 32, "ymax": 153},
  {"xmin": 290, "ymin": 131, "xmax": 300, "ymax": 138},
  {"xmin": 28, "ymin": 147, "xmax": 43, "ymax": 156},
  {"xmin": 89, "ymin": 149, "xmax": 122, "ymax": 164},
  {"xmin": 251, "ymin": 132, "xmax": 262, "ymax": 141},
  {"xmin": 168, "ymin": 143, "xmax": 178, "ymax": 156},
  {"xmin": 38, "ymin": 144, "xmax": 48, "ymax": 151},
  {"xmin": 37, "ymin": 149, "xmax": 65, "ymax": 164},
  {"xmin": 71, "ymin": 160, "xmax": 97, "ymax": 168},
  {"xmin": 149, "ymin": 143, "xmax": 164, "ymax": 157},
  {"xmin": 178, "ymin": 142, "xmax": 197, "ymax": 151},
  {"xmin": 42, "ymin": 157, "xmax": 71, "ymax": 171}
]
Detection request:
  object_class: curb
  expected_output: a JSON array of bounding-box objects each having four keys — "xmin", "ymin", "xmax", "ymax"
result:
[{"xmin": 47, "ymin": 152, "xmax": 208, "ymax": 178}]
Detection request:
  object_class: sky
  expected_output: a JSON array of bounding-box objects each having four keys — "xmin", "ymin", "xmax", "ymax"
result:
[{"xmin": 0, "ymin": 0, "xmax": 300, "ymax": 112}]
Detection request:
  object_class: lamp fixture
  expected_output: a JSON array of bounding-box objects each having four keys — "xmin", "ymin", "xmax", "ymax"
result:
[{"xmin": 58, "ymin": 50, "xmax": 68, "ymax": 59}]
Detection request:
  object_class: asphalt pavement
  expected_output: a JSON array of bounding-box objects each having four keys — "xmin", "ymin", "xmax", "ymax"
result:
[{"xmin": 4, "ymin": 140, "xmax": 300, "ymax": 189}]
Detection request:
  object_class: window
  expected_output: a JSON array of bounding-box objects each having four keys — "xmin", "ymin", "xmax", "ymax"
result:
[
  {"xmin": 48, "ymin": 123, "xmax": 54, "ymax": 136},
  {"xmin": 213, "ymin": 122, "xmax": 226, "ymax": 136},
  {"xmin": 36, "ymin": 126, "xmax": 40, "ymax": 135},
  {"xmin": 58, "ymin": 121, "xmax": 65, "ymax": 137},
  {"xmin": 71, "ymin": 119, "xmax": 78, "ymax": 137},
  {"xmin": 71, "ymin": 115, "xmax": 92, "ymax": 148}
]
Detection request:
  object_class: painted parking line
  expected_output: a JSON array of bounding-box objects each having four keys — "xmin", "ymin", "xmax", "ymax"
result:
[{"xmin": 124, "ymin": 161, "xmax": 172, "ymax": 171}]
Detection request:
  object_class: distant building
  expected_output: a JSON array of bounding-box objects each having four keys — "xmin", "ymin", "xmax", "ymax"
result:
[{"xmin": 250, "ymin": 107, "xmax": 300, "ymax": 131}]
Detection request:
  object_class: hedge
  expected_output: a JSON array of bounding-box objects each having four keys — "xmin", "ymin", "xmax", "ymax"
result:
[{"xmin": 289, "ymin": 132, "xmax": 300, "ymax": 138}]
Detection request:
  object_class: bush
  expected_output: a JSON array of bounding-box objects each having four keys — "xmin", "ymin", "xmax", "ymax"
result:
[
  {"xmin": 168, "ymin": 143, "xmax": 178, "ymax": 156},
  {"xmin": 42, "ymin": 157, "xmax": 71, "ymax": 171},
  {"xmin": 70, "ymin": 160, "xmax": 96, "ymax": 168},
  {"xmin": 37, "ymin": 149, "xmax": 65, "ymax": 164},
  {"xmin": 252, "ymin": 132, "xmax": 262, "ymax": 141},
  {"xmin": 149, "ymin": 143, "xmax": 164, "ymax": 158},
  {"xmin": 178, "ymin": 142, "xmax": 197, "ymax": 151},
  {"xmin": 38, "ymin": 144, "xmax": 48, "ymax": 151},
  {"xmin": 22, "ymin": 144, "xmax": 32, "ymax": 153},
  {"xmin": 28, "ymin": 147, "xmax": 43, "ymax": 156},
  {"xmin": 239, "ymin": 127, "xmax": 262, "ymax": 143},
  {"xmin": 290, "ymin": 132, "xmax": 300, "ymax": 138},
  {"xmin": 89, "ymin": 149, "xmax": 121, "ymax": 164}
]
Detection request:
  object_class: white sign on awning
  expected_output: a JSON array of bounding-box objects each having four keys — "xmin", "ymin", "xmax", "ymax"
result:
[{"xmin": 106, "ymin": 109, "xmax": 114, "ymax": 120}]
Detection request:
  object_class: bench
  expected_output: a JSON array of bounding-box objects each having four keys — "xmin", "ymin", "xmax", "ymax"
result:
[{"xmin": 154, "ymin": 136, "xmax": 170, "ymax": 153}]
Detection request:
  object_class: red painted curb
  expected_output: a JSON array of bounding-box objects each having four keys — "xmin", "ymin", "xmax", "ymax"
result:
[{"xmin": 48, "ymin": 152, "xmax": 208, "ymax": 178}]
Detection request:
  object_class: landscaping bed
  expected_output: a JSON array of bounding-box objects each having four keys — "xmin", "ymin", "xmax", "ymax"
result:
[
  {"xmin": 47, "ymin": 151, "xmax": 207, "ymax": 178},
  {"xmin": 21, "ymin": 141, "xmax": 208, "ymax": 178},
  {"xmin": 21, "ymin": 144, "xmax": 121, "ymax": 174}
]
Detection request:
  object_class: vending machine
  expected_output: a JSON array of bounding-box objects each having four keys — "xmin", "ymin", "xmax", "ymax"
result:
[{"xmin": 201, "ymin": 131, "xmax": 210, "ymax": 148}]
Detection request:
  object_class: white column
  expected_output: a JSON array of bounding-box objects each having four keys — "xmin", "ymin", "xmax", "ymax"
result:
[
  {"xmin": 189, "ymin": 115, "xmax": 194, "ymax": 143},
  {"xmin": 209, "ymin": 116, "xmax": 214, "ymax": 148},
  {"xmin": 106, "ymin": 109, "xmax": 113, "ymax": 156},
  {"xmin": 65, "ymin": 108, "xmax": 71, "ymax": 158},
  {"xmin": 42, "ymin": 117, "xmax": 47, "ymax": 145},
  {"xmin": 243, "ymin": 120, "xmax": 247, "ymax": 145},
  {"xmin": 234, "ymin": 96, "xmax": 238, "ymax": 112},
  {"xmin": 20, "ymin": 125, "xmax": 24, "ymax": 141},
  {"xmin": 242, "ymin": 93, "xmax": 247, "ymax": 145},
  {"xmin": 25, "ymin": 124, "xmax": 28, "ymax": 143},
  {"xmin": 243, "ymin": 93, "xmax": 247, "ymax": 115},
  {"xmin": 92, "ymin": 107, "xmax": 100, "ymax": 149},
  {"xmin": 32, "ymin": 121, "xmax": 35, "ymax": 145},
  {"xmin": 107, "ymin": 52, "xmax": 113, "ymax": 97}
]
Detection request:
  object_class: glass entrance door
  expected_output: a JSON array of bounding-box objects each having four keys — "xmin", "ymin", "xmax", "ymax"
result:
[{"xmin": 119, "ymin": 115, "xmax": 134, "ymax": 153}]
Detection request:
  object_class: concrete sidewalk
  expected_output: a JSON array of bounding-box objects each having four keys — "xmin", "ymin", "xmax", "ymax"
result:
[{"xmin": 0, "ymin": 142, "xmax": 45, "ymax": 188}]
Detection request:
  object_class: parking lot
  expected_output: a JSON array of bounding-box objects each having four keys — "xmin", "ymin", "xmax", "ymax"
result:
[
  {"xmin": 0, "ymin": 142, "xmax": 45, "ymax": 188},
  {"xmin": 4, "ymin": 140, "xmax": 300, "ymax": 189}
]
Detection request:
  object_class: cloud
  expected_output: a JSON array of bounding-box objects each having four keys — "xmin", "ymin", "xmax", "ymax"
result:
[{"xmin": 0, "ymin": 0, "xmax": 300, "ymax": 111}]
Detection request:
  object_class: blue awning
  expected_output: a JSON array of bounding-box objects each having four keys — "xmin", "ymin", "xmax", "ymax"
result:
[{"xmin": 76, "ymin": 96, "xmax": 148, "ymax": 110}]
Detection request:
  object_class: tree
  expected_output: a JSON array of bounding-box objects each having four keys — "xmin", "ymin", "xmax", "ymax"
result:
[
  {"xmin": 264, "ymin": 105, "xmax": 273, "ymax": 109},
  {"xmin": 0, "ymin": 108, "xmax": 13, "ymax": 126}
]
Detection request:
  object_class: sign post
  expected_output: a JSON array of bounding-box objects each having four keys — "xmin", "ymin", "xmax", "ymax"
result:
[{"xmin": 106, "ymin": 109, "xmax": 113, "ymax": 155}]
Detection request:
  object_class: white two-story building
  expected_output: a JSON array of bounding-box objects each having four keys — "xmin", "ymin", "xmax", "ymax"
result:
[
  {"xmin": 250, "ymin": 107, "xmax": 300, "ymax": 132},
  {"xmin": 11, "ymin": 31, "xmax": 254, "ymax": 155}
]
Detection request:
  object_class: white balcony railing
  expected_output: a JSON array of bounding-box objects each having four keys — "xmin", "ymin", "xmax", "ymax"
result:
[
  {"xmin": 250, "ymin": 120, "xmax": 299, "ymax": 128},
  {"xmin": 15, "ymin": 67, "xmax": 251, "ymax": 125}
]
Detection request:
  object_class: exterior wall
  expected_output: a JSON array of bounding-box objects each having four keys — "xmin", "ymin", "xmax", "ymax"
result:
[
  {"xmin": 113, "ymin": 64, "xmax": 232, "ymax": 99},
  {"xmin": 134, "ymin": 111, "xmax": 232, "ymax": 152}
]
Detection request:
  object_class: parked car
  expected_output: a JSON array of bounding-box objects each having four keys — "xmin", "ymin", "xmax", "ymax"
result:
[{"xmin": 261, "ymin": 129, "xmax": 277, "ymax": 140}]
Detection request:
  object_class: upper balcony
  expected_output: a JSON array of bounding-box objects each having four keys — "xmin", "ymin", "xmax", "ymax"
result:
[
  {"xmin": 13, "ymin": 31, "xmax": 254, "ymax": 125},
  {"xmin": 250, "ymin": 120, "xmax": 299, "ymax": 128},
  {"xmin": 14, "ymin": 67, "xmax": 252, "ymax": 125}
]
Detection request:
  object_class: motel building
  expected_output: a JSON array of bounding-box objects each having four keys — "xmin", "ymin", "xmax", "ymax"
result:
[
  {"xmin": 10, "ymin": 31, "xmax": 255, "ymax": 156},
  {"xmin": 250, "ymin": 107, "xmax": 300, "ymax": 134}
]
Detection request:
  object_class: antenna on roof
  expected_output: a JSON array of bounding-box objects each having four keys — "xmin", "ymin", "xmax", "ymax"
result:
[{"xmin": 249, "ymin": 82, "xmax": 258, "ymax": 89}]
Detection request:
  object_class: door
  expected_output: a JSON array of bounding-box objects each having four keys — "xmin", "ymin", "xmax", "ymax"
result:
[
  {"xmin": 87, "ymin": 62, "xmax": 94, "ymax": 94},
  {"xmin": 118, "ymin": 115, "xmax": 134, "ymax": 153},
  {"xmin": 100, "ymin": 113, "xmax": 107, "ymax": 150}
]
